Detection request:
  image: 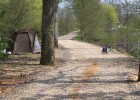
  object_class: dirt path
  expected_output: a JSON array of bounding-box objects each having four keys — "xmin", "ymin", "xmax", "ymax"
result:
[{"xmin": 1, "ymin": 32, "xmax": 140, "ymax": 100}]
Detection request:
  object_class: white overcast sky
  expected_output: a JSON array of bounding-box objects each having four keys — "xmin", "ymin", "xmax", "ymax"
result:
[
  {"xmin": 58, "ymin": 0, "xmax": 137, "ymax": 8},
  {"xmin": 58, "ymin": 2, "xmax": 65, "ymax": 8}
]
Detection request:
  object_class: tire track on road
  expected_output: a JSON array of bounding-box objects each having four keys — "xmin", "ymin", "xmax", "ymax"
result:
[{"xmin": 68, "ymin": 59, "xmax": 98, "ymax": 99}]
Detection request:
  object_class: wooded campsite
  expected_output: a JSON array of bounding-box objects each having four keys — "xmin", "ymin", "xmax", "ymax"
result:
[{"xmin": 0, "ymin": 0, "xmax": 140, "ymax": 99}]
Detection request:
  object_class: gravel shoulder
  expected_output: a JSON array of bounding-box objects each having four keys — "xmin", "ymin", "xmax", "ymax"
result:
[{"xmin": 0, "ymin": 32, "xmax": 140, "ymax": 100}]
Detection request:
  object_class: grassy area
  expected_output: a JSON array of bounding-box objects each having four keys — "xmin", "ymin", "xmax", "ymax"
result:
[
  {"xmin": 73, "ymin": 35, "xmax": 82, "ymax": 41},
  {"xmin": 130, "ymin": 50, "xmax": 140, "ymax": 59}
]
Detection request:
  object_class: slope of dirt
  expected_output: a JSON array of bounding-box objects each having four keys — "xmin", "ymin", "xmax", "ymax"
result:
[{"xmin": 0, "ymin": 32, "xmax": 140, "ymax": 100}]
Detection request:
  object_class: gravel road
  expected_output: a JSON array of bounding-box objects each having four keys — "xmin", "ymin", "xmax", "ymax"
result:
[{"xmin": 0, "ymin": 32, "xmax": 140, "ymax": 100}]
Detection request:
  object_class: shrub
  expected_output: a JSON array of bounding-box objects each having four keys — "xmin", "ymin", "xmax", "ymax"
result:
[
  {"xmin": 73, "ymin": 35, "xmax": 82, "ymax": 41},
  {"xmin": 130, "ymin": 50, "xmax": 140, "ymax": 59},
  {"xmin": 0, "ymin": 42, "xmax": 8, "ymax": 60}
]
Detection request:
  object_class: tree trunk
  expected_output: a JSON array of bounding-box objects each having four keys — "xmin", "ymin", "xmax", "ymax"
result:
[
  {"xmin": 54, "ymin": 13, "xmax": 58, "ymax": 48},
  {"xmin": 40, "ymin": 0, "xmax": 57, "ymax": 65},
  {"xmin": 138, "ymin": 41, "xmax": 140, "ymax": 81},
  {"xmin": 138, "ymin": 58, "xmax": 140, "ymax": 81}
]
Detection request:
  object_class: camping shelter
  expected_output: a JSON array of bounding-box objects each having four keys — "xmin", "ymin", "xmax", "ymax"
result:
[{"xmin": 11, "ymin": 29, "xmax": 41, "ymax": 54}]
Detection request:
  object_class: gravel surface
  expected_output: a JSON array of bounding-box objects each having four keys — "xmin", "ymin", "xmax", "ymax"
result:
[{"xmin": 0, "ymin": 32, "xmax": 140, "ymax": 100}]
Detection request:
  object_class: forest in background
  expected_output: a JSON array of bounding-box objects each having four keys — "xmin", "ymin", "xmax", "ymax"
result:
[
  {"xmin": 0, "ymin": 0, "xmax": 140, "ymax": 59},
  {"xmin": 59, "ymin": 0, "xmax": 140, "ymax": 58}
]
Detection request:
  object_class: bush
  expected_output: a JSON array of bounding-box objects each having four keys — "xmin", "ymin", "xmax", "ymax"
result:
[
  {"xmin": 73, "ymin": 35, "xmax": 82, "ymax": 41},
  {"xmin": 130, "ymin": 50, "xmax": 140, "ymax": 59},
  {"xmin": 0, "ymin": 42, "xmax": 8, "ymax": 60}
]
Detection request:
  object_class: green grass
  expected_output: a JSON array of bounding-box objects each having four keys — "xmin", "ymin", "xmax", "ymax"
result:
[
  {"xmin": 73, "ymin": 35, "xmax": 82, "ymax": 41},
  {"xmin": 130, "ymin": 50, "xmax": 140, "ymax": 59}
]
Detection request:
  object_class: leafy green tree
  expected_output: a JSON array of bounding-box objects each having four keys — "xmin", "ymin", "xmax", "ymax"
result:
[
  {"xmin": 102, "ymin": 4, "xmax": 118, "ymax": 31},
  {"xmin": 23, "ymin": 0, "xmax": 42, "ymax": 33},
  {"xmin": 6, "ymin": 0, "xmax": 29, "ymax": 31},
  {"xmin": 0, "ymin": 2, "xmax": 8, "ymax": 60},
  {"xmin": 58, "ymin": 7, "xmax": 76, "ymax": 36},
  {"xmin": 101, "ymin": 4, "xmax": 118, "ymax": 45},
  {"xmin": 72, "ymin": 0, "xmax": 103, "ymax": 42},
  {"xmin": 0, "ymin": 0, "xmax": 43, "ymax": 38}
]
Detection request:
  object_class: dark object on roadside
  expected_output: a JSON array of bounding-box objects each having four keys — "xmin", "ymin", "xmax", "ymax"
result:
[{"xmin": 102, "ymin": 46, "xmax": 108, "ymax": 53}]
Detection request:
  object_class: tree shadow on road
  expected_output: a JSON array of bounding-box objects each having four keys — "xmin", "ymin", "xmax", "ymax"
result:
[{"xmin": 20, "ymin": 90, "xmax": 140, "ymax": 100}]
